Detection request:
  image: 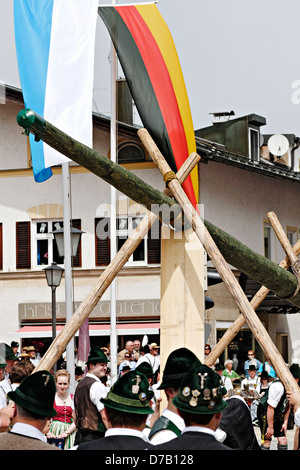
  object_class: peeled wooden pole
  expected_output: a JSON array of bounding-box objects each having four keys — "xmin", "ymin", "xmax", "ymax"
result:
[
  {"xmin": 205, "ymin": 238, "xmax": 300, "ymax": 367},
  {"xmin": 35, "ymin": 153, "xmax": 200, "ymax": 372},
  {"xmin": 138, "ymin": 127, "xmax": 299, "ymax": 393}
]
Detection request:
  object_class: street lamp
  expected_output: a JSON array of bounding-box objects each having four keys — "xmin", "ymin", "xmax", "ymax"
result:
[
  {"xmin": 43, "ymin": 262, "xmax": 64, "ymax": 345},
  {"xmin": 51, "ymin": 226, "xmax": 85, "ymax": 258},
  {"xmin": 51, "ymin": 225, "xmax": 84, "ymax": 389}
]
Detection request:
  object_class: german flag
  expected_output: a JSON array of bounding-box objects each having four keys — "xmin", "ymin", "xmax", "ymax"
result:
[{"xmin": 98, "ymin": 3, "xmax": 198, "ymax": 208}]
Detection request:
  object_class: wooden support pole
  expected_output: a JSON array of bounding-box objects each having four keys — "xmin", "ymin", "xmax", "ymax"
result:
[
  {"xmin": 138, "ymin": 127, "xmax": 299, "ymax": 393},
  {"xmin": 34, "ymin": 153, "xmax": 200, "ymax": 373},
  {"xmin": 267, "ymin": 211, "xmax": 300, "ymax": 284},
  {"xmin": 205, "ymin": 239, "xmax": 300, "ymax": 367}
]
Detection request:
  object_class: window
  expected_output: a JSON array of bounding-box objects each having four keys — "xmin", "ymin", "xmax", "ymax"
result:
[
  {"xmin": 117, "ymin": 141, "xmax": 146, "ymax": 164},
  {"xmin": 276, "ymin": 333, "xmax": 288, "ymax": 363},
  {"xmin": 117, "ymin": 216, "xmax": 147, "ymax": 265},
  {"xmin": 263, "ymin": 222, "xmax": 273, "ymax": 260},
  {"xmin": 287, "ymin": 227, "xmax": 298, "ymax": 247},
  {"xmin": 95, "ymin": 216, "xmax": 161, "ymax": 267},
  {"xmin": 249, "ymin": 128, "xmax": 260, "ymax": 162},
  {"xmin": 34, "ymin": 219, "xmax": 82, "ymax": 267}
]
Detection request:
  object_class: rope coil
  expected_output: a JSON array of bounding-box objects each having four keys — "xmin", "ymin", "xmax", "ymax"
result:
[{"xmin": 163, "ymin": 171, "xmax": 177, "ymax": 185}]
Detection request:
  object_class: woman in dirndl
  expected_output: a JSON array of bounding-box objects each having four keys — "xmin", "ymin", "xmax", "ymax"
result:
[{"xmin": 47, "ymin": 369, "xmax": 76, "ymax": 449}]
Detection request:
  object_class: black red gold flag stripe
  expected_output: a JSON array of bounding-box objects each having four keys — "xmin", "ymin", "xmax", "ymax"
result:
[{"xmin": 98, "ymin": 3, "xmax": 198, "ymax": 208}]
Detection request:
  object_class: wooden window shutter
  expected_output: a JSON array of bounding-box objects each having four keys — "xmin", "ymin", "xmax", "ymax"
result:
[
  {"xmin": 0, "ymin": 224, "xmax": 2, "ymax": 270},
  {"xmin": 95, "ymin": 218, "xmax": 110, "ymax": 266},
  {"xmin": 147, "ymin": 218, "xmax": 161, "ymax": 264},
  {"xmin": 71, "ymin": 219, "xmax": 82, "ymax": 268},
  {"xmin": 16, "ymin": 222, "xmax": 31, "ymax": 269}
]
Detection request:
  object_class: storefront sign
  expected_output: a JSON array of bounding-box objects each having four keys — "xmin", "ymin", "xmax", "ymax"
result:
[{"xmin": 19, "ymin": 298, "xmax": 160, "ymax": 322}]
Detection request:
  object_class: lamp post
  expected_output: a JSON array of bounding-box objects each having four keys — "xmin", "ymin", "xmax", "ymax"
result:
[
  {"xmin": 51, "ymin": 225, "xmax": 84, "ymax": 391},
  {"xmin": 43, "ymin": 262, "xmax": 64, "ymax": 372}
]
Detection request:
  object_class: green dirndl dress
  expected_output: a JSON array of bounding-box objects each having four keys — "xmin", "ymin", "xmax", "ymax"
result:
[{"xmin": 49, "ymin": 394, "xmax": 76, "ymax": 449}]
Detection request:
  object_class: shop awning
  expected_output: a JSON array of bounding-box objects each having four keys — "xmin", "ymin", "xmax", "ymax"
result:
[{"xmin": 16, "ymin": 322, "xmax": 160, "ymax": 339}]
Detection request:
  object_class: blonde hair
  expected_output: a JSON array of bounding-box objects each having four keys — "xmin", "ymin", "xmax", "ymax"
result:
[{"xmin": 55, "ymin": 369, "xmax": 70, "ymax": 382}]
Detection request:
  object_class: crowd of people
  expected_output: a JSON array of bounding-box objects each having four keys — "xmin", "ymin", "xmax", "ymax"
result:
[{"xmin": 1, "ymin": 339, "xmax": 300, "ymax": 452}]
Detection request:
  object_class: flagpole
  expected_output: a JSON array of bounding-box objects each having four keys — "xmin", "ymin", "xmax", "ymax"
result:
[
  {"xmin": 109, "ymin": 0, "xmax": 118, "ymax": 385},
  {"xmin": 62, "ymin": 161, "xmax": 76, "ymax": 393}
]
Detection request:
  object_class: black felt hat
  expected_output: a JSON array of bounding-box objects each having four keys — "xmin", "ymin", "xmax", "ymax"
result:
[
  {"xmin": 135, "ymin": 362, "xmax": 154, "ymax": 378},
  {"xmin": 86, "ymin": 346, "xmax": 109, "ymax": 364},
  {"xmin": 158, "ymin": 347, "xmax": 202, "ymax": 390}
]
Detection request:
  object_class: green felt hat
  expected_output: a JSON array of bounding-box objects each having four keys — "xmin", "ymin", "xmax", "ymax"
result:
[
  {"xmin": 173, "ymin": 364, "xmax": 228, "ymax": 415},
  {"xmin": 0, "ymin": 343, "xmax": 18, "ymax": 361},
  {"xmin": 101, "ymin": 370, "xmax": 154, "ymax": 414},
  {"xmin": 158, "ymin": 347, "xmax": 202, "ymax": 390},
  {"xmin": 86, "ymin": 346, "xmax": 109, "ymax": 364},
  {"xmin": 0, "ymin": 356, "xmax": 7, "ymax": 368},
  {"xmin": 135, "ymin": 362, "xmax": 154, "ymax": 378},
  {"xmin": 8, "ymin": 370, "xmax": 56, "ymax": 417}
]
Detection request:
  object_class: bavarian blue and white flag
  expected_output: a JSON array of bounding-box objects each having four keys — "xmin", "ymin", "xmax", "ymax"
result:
[{"xmin": 14, "ymin": 0, "xmax": 98, "ymax": 182}]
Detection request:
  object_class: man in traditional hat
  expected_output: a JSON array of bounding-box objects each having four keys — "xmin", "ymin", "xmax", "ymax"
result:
[
  {"xmin": 75, "ymin": 370, "xmax": 155, "ymax": 450},
  {"xmin": 136, "ymin": 343, "xmax": 160, "ymax": 374},
  {"xmin": 73, "ymin": 346, "xmax": 109, "ymax": 445},
  {"xmin": 0, "ymin": 343, "xmax": 18, "ymax": 402},
  {"xmin": 0, "ymin": 356, "xmax": 11, "ymax": 430},
  {"xmin": 154, "ymin": 364, "xmax": 232, "ymax": 450},
  {"xmin": 241, "ymin": 364, "xmax": 261, "ymax": 424},
  {"xmin": 257, "ymin": 368, "xmax": 291, "ymax": 450},
  {"xmin": 0, "ymin": 370, "xmax": 60, "ymax": 450},
  {"xmin": 0, "ymin": 355, "xmax": 14, "ymax": 429},
  {"xmin": 27, "ymin": 345, "xmax": 40, "ymax": 368},
  {"xmin": 148, "ymin": 347, "xmax": 201, "ymax": 445},
  {"xmin": 10, "ymin": 342, "xmax": 19, "ymax": 357}
]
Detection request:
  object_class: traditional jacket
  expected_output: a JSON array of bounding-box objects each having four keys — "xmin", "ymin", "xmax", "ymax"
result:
[
  {"xmin": 0, "ymin": 431, "xmax": 60, "ymax": 451},
  {"xmin": 77, "ymin": 428, "xmax": 155, "ymax": 451}
]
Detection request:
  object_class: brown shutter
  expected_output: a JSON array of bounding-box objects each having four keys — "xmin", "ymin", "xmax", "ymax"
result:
[
  {"xmin": 95, "ymin": 218, "xmax": 110, "ymax": 266},
  {"xmin": 16, "ymin": 221, "xmax": 31, "ymax": 269},
  {"xmin": 147, "ymin": 218, "xmax": 161, "ymax": 264},
  {"xmin": 71, "ymin": 219, "xmax": 82, "ymax": 268}
]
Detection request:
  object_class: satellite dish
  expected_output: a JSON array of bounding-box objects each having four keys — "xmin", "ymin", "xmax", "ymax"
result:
[{"xmin": 267, "ymin": 134, "xmax": 289, "ymax": 157}]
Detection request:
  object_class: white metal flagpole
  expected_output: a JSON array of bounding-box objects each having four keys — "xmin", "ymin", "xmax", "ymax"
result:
[
  {"xmin": 109, "ymin": 0, "xmax": 118, "ymax": 385},
  {"xmin": 62, "ymin": 161, "xmax": 76, "ymax": 393}
]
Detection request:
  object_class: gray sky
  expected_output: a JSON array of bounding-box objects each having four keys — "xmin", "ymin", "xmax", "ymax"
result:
[{"xmin": 1, "ymin": 0, "xmax": 300, "ymax": 135}]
